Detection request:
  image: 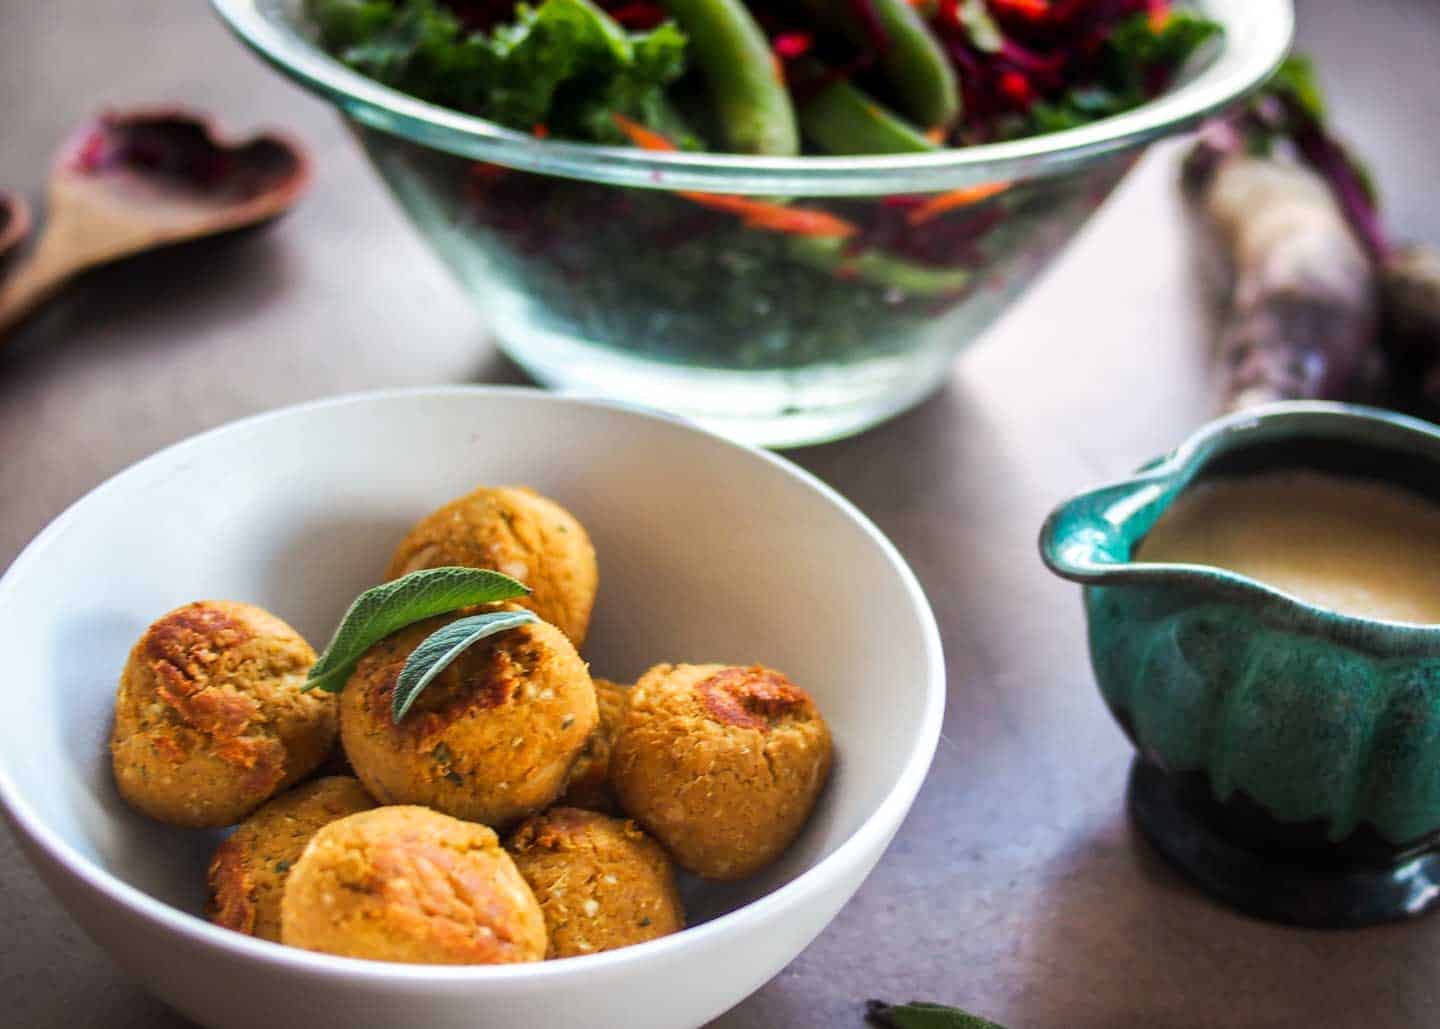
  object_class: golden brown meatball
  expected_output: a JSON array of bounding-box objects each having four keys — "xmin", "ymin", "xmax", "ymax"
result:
[
  {"xmin": 340, "ymin": 613, "xmax": 597, "ymax": 827},
  {"xmin": 206, "ymin": 776, "xmax": 376, "ymax": 941},
  {"xmin": 557, "ymin": 677, "xmax": 627, "ymax": 813},
  {"xmin": 611, "ymin": 663, "xmax": 832, "ymax": 880},
  {"xmin": 111, "ymin": 601, "xmax": 336, "ymax": 828},
  {"xmin": 386, "ymin": 486, "xmax": 598, "ymax": 647},
  {"xmin": 281, "ymin": 806, "xmax": 546, "ymax": 964},
  {"xmin": 507, "ymin": 807, "xmax": 683, "ymax": 958}
]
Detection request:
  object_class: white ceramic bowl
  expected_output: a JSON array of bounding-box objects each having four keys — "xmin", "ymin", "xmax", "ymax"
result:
[{"xmin": 0, "ymin": 387, "xmax": 944, "ymax": 1029}]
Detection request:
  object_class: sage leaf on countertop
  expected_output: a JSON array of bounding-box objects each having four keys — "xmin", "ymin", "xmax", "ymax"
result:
[
  {"xmin": 391, "ymin": 609, "xmax": 538, "ymax": 723},
  {"xmin": 866, "ymin": 1000, "xmax": 1007, "ymax": 1029},
  {"xmin": 304, "ymin": 567, "xmax": 530, "ymax": 694}
]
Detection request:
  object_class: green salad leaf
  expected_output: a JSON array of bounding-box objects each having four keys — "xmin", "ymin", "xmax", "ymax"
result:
[
  {"xmin": 1105, "ymin": 9, "xmax": 1223, "ymax": 93},
  {"xmin": 1025, "ymin": 85, "xmax": 1130, "ymax": 135},
  {"xmin": 565, "ymin": 21, "xmax": 690, "ymax": 143},
  {"xmin": 305, "ymin": 0, "xmax": 396, "ymax": 48},
  {"xmin": 391, "ymin": 609, "xmax": 539, "ymax": 722},
  {"xmin": 306, "ymin": 0, "xmax": 690, "ymax": 142},
  {"xmin": 304, "ymin": 567, "xmax": 530, "ymax": 694},
  {"xmin": 1262, "ymin": 53, "xmax": 1326, "ymax": 122},
  {"xmin": 1020, "ymin": 10, "xmax": 1221, "ymax": 137},
  {"xmin": 866, "ymin": 1000, "xmax": 1008, "ymax": 1029}
]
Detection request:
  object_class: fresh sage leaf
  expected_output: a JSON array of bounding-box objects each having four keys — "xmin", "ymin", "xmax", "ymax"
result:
[
  {"xmin": 391, "ymin": 609, "xmax": 539, "ymax": 723},
  {"xmin": 304, "ymin": 567, "xmax": 530, "ymax": 694},
  {"xmin": 866, "ymin": 1000, "xmax": 1007, "ymax": 1029}
]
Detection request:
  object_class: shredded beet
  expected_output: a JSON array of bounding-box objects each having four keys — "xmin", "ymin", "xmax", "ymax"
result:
[
  {"xmin": 601, "ymin": 1, "xmax": 667, "ymax": 30},
  {"xmin": 920, "ymin": 0, "xmax": 1204, "ymax": 140},
  {"xmin": 436, "ymin": 0, "xmax": 521, "ymax": 33},
  {"xmin": 848, "ymin": 0, "xmax": 891, "ymax": 54},
  {"xmin": 935, "ymin": 0, "xmax": 962, "ymax": 32},
  {"xmin": 996, "ymin": 39, "xmax": 1064, "ymax": 80}
]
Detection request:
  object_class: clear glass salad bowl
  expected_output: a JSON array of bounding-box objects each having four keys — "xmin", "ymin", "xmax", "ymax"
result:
[{"xmin": 213, "ymin": 0, "xmax": 1292, "ymax": 447}]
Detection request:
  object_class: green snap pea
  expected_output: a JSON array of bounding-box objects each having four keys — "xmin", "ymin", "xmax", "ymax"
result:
[
  {"xmin": 659, "ymin": 0, "xmax": 800, "ymax": 156},
  {"xmin": 787, "ymin": 236, "xmax": 972, "ymax": 297},
  {"xmin": 799, "ymin": 0, "xmax": 960, "ymax": 131},
  {"xmin": 799, "ymin": 75, "xmax": 940, "ymax": 155}
]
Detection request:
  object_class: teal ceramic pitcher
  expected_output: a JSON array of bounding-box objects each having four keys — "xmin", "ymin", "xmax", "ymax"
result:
[{"xmin": 1041, "ymin": 402, "xmax": 1440, "ymax": 927}]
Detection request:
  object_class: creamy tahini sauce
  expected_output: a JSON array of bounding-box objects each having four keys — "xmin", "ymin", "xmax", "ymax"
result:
[{"xmin": 1136, "ymin": 470, "xmax": 1440, "ymax": 625}]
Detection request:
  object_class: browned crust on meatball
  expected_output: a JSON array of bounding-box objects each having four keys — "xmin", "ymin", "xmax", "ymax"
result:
[
  {"xmin": 360, "ymin": 623, "xmax": 535, "ymax": 744},
  {"xmin": 110, "ymin": 601, "xmax": 336, "ymax": 827},
  {"xmin": 207, "ymin": 836, "xmax": 256, "ymax": 935},
  {"xmin": 281, "ymin": 806, "xmax": 546, "ymax": 964},
  {"xmin": 340, "ymin": 615, "xmax": 597, "ymax": 827},
  {"xmin": 141, "ymin": 605, "xmax": 282, "ymax": 786},
  {"xmin": 696, "ymin": 666, "xmax": 810, "ymax": 731}
]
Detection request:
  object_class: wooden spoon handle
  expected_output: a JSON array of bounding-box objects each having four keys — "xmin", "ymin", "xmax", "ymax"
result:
[{"xmin": 0, "ymin": 233, "xmax": 81, "ymax": 339}]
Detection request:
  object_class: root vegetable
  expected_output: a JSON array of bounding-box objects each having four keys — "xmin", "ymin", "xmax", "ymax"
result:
[{"xmin": 1185, "ymin": 149, "xmax": 1380, "ymax": 411}]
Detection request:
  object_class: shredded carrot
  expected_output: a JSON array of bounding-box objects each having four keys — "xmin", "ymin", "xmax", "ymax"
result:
[
  {"xmin": 612, "ymin": 114, "xmax": 859, "ymax": 239},
  {"xmin": 531, "ymin": 123, "xmax": 550, "ymax": 139},
  {"xmin": 924, "ymin": 126, "xmax": 946, "ymax": 144},
  {"xmin": 728, "ymin": 203, "xmax": 857, "ymax": 237},
  {"xmin": 671, "ymin": 191, "xmax": 856, "ymax": 238},
  {"xmin": 612, "ymin": 113, "xmax": 678, "ymax": 152},
  {"xmin": 907, "ymin": 182, "xmax": 1011, "ymax": 225},
  {"xmin": 674, "ymin": 191, "xmax": 856, "ymax": 238}
]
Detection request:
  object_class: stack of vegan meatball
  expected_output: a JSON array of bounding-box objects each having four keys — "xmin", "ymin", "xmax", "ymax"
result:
[{"xmin": 110, "ymin": 486, "xmax": 833, "ymax": 964}]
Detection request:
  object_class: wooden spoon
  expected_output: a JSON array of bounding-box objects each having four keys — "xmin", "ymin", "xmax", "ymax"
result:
[
  {"xmin": 0, "ymin": 109, "xmax": 311, "ymax": 338},
  {"xmin": 0, "ymin": 191, "xmax": 31, "ymax": 263}
]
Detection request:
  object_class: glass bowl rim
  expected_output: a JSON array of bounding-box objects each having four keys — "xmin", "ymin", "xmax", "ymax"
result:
[{"xmin": 211, "ymin": 0, "xmax": 1293, "ymax": 196}]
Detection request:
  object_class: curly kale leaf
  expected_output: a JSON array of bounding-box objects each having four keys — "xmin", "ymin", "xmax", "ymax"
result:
[
  {"xmin": 305, "ymin": 0, "xmax": 690, "ymax": 142},
  {"xmin": 559, "ymin": 20, "xmax": 690, "ymax": 143},
  {"xmin": 1104, "ymin": 9, "xmax": 1223, "ymax": 94},
  {"xmin": 1020, "ymin": 10, "xmax": 1222, "ymax": 136}
]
